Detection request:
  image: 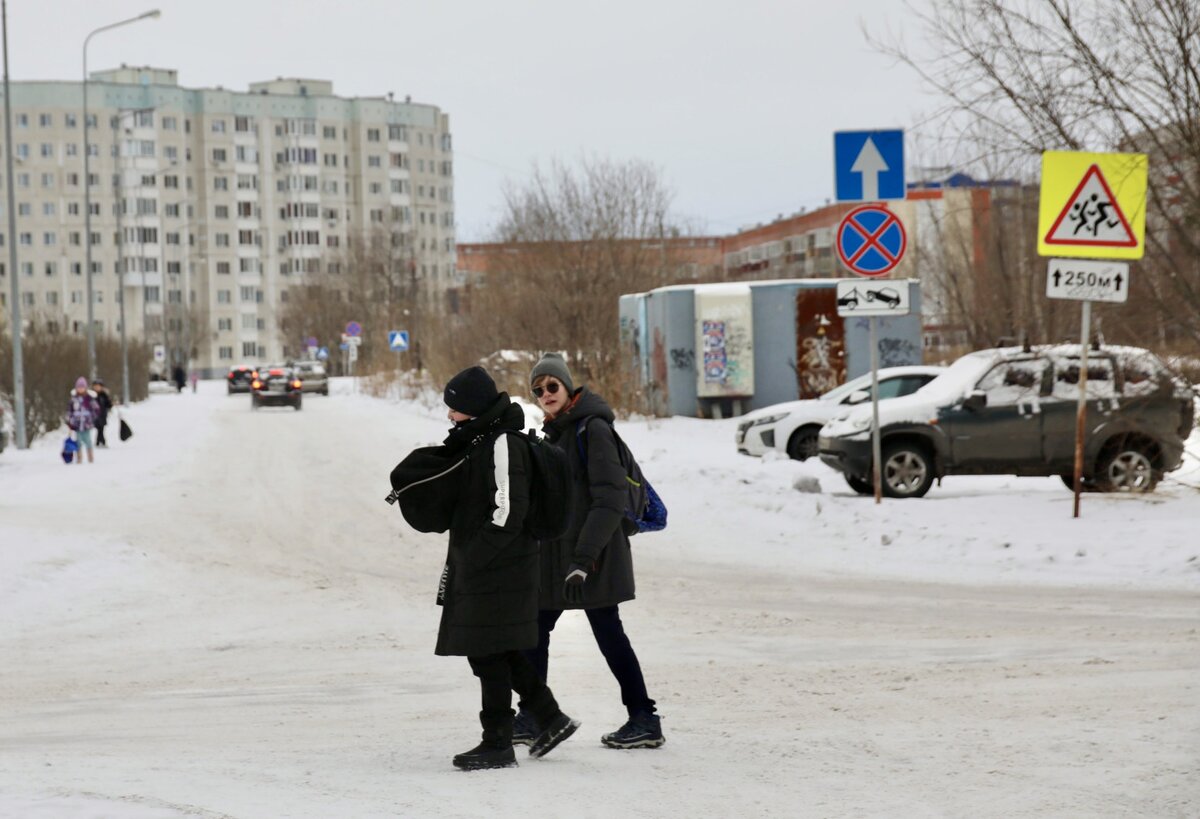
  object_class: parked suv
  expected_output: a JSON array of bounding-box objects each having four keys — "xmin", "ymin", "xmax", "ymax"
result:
[
  {"xmin": 819, "ymin": 345, "xmax": 1195, "ymax": 498},
  {"xmin": 736, "ymin": 366, "xmax": 944, "ymax": 460}
]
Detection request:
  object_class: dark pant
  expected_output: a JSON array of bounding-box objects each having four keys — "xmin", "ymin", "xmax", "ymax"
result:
[
  {"xmin": 529, "ymin": 605, "xmax": 656, "ymax": 717},
  {"xmin": 467, "ymin": 650, "xmax": 559, "ymax": 745},
  {"xmin": 95, "ymin": 423, "xmax": 107, "ymax": 447}
]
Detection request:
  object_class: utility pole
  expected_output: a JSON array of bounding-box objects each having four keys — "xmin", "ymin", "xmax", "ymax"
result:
[{"xmin": 2, "ymin": 0, "xmax": 26, "ymax": 447}]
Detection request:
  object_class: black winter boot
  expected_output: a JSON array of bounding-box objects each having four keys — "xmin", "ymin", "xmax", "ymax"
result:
[
  {"xmin": 454, "ymin": 712, "xmax": 518, "ymax": 770},
  {"xmin": 452, "ymin": 741, "xmax": 518, "ymax": 770},
  {"xmin": 601, "ymin": 711, "xmax": 665, "ymax": 749},
  {"xmin": 528, "ymin": 711, "xmax": 580, "ymax": 759},
  {"xmin": 511, "ymin": 709, "xmax": 537, "ymax": 747}
]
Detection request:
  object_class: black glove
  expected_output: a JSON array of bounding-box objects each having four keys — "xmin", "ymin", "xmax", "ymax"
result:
[{"xmin": 563, "ymin": 563, "xmax": 588, "ymax": 605}]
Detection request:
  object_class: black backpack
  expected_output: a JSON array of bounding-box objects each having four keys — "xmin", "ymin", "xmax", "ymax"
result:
[
  {"xmin": 386, "ymin": 431, "xmax": 570, "ymax": 541},
  {"xmin": 501, "ymin": 430, "xmax": 572, "ymax": 541},
  {"xmin": 575, "ymin": 418, "xmax": 668, "ymax": 536}
]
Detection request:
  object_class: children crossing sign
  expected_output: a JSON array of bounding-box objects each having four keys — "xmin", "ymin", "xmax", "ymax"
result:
[{"xmin": 1037, "ymin": 151, "xmax": 1148, "ymax": 260}]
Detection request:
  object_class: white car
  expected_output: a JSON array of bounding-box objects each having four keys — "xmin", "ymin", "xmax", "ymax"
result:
[
  {"xmin": 735, "ymin": 366, "xmax": 945, "ymax": 460},
  {"xmin": 293, "ymin": 360, "xmax": 329, "ymax": 395}
]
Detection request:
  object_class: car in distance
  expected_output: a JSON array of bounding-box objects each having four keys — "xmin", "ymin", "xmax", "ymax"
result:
[
  {"xmin": 251, "ymin": 367, "xmax": 303, "ymax": 411},
  {"xmin": 736, "ymin": 366, "xmax": 945, "ymax": 460},
  {"xmin": 819, "ymin": 344, "xmax": 1195, "ymax": 498},
  {"xmin": 227, "ymin": 364, "xmax": 255, "ymax": 395},
  {"xmin": 293, "ymin": 360, "xmax": 329, "ymax": 395}
]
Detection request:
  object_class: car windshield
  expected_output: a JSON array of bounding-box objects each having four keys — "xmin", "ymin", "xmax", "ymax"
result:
[{"xmin": 819, "ymin": 373, "xmax": 873, "ymax": 402}]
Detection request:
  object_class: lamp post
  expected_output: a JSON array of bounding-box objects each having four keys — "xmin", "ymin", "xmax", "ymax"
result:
[
  {"xmin": 2, "ymin": 0, "xmax": 26, "ymax": 448},
  {"xmin": 83, "ymin": 8, "xmax": 160, "ymax": 382},
  {"xmin": 113, "ymin": 105, "xmax": 159, "ymax": 403}
]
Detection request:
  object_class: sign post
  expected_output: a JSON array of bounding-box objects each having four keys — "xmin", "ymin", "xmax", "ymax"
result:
[
  {"xmin": 835, "ymin": 128, "xmax": 908, "ymax": 503},
  {"xmin": 1037, "ymin": 150, "xmax": 1147, "ymax": 518}
]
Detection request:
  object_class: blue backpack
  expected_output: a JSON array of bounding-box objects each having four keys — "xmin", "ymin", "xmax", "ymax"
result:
[{"xmin": 575, "ymin": 418, "xmax": 667, "ymax": 536}]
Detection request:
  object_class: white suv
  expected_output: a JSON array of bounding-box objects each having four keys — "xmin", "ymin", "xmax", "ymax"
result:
[{"xmin": 736, "ymin": 366, "xmax": 945, "ymax": 460}]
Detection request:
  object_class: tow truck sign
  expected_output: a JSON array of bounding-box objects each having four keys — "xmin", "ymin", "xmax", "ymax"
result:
[{"xmin": 1045, "ymin": 258, "xmax": 1130, "ymax": 304}]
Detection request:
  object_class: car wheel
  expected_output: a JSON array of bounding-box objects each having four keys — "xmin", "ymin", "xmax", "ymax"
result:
[
  {"xmin": 1094, "ymin": 446, "xmax": 1157, "ymax": 493},
  {"xmin": 881, "ymin": 442, "xmax": 935, "ymax": 499},
  {"xmin": 845, "ymin": 474, "xmax": 873, "ymax": 495},
  {"xmin": 786, "ymin": 427, "xmax": 821, "ymax": 461}
]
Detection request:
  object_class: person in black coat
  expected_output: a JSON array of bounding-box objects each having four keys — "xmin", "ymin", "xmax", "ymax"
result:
[
  {"xmin": 91, "ymin": 379, "xmax": 113, "ymax": 447},
  {"xmin": 389, "ymin": 365, "xmax": 579, "ymax": 770},
  {"xmin": 520, "ymin": 353, "xmax": 665, "ymax": 750}
]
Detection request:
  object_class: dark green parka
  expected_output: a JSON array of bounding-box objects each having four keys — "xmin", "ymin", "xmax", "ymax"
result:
[{"xmin": 539, "ymin": 388, "xmax": 636, "ymax": 610}]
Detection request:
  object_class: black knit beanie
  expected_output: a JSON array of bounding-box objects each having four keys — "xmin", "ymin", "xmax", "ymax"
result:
[
  {"xmin": 530, "ymin": 353, "xmax": 574, "ymax": 394},
  {"xmin": 443, "ymin": 366, "xmax": 499, "ymax": 418}
]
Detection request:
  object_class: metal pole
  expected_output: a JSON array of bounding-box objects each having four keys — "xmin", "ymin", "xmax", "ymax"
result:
[
  {"xmin": 2, "ymin": 0, "xmax": 27, "ymax": 448},
  {"xmin": 82, "ymin": 33, "xmax": 94, "ymax": 380},
  {"xmin": 81, "ymin": 10, "xmax": 162, "ymax": 383},
  {"xmin": 870, "ymin": 315, "xmax": 882, "ymax": 504},
  {"xmin": 114, "ymin": 113, "xmax": 128, "ymax": 402},
  {"xmin": 1072, "ymin": 300, "xmax": 1091, "ymax": 519}
]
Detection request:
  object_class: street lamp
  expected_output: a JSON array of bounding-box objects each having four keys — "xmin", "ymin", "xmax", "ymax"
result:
[{"xmin": 83, "ymin": 8, "xmax": 161, "ymax": 382}]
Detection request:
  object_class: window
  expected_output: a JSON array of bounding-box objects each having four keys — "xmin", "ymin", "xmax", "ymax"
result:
[
  {"xmin": 17, "ymin": 172, "xmax": 29, "ymax": 187},
  {"xmin": 167, "ymin": 261, "xmax": 181, "ymax": 274},
  {"xmin": 164, "ymin": 146, "xmax": 177, "ymax": 161},
  {"xmin": 17, "ymin": 203, "xmax": 30, "ymax": 216},
  {"xmin": 237, "ymin": 174, "xmax": 258, "ymax": 190},
  {"xmin": 238, "ymin": 230, "xmax": 257, "ymax": 246},
  {"xmin": 323, "ymin": 125, "xmax": 337, "ymax": 139},
  {"xmin": 162, "ymin": 116, "xmax": 177, "ymax": 131},
  {"xmin": 44, "ymin": 261, "xmax": 57, "ymax": 275},
  {"xmin": 237, "ymin": 201, "xmax": 254, "ymax": 218},
  {"xmin": 235, "ymin": 145, "xmax": 258, "ymax": 163},
  {"xmin": 219, "ymin": 346, "xmax": 233, "ymax": 360},
  {"xmin": 215, "ymin": 205, "xmax": 229, "ymax": 219},
  {"xmin": 217, "ymin": 289, "xmax": 231, "ymax": 304},
  {"xmin": 218, "ymin": 318, "xmax": 232, "ymax": 331},
  {"xmin": 43, "ymin": 232, "xmax": 56, "ymax": 246},
  {"xmin": 65, "ymin": 113, "xmax": 77, "ymax": 127},
  {"xmin": 164, "ymin": 203, "xmax": 180, "ymax": 217},
  {"xmin": 215, "ymin": 233, "xmax": 230, "ymax": 247},
  {"xmin": 211, "ymin": 119, "xmax": 226, "ymax": 133},
  {"xmin": 46, "ymin": 291, "xmax": 58, "ymax": 306},
  {"xmin": 144, "ymin": 286, "xmax": 160, "ymax": 303},
  {"xmin": 242, "ymin": 341, "xmax": 257, "ymax": 357},
  {"xmin": 239, "ymin": 258, "xmax": 260, "ymax": 273},
  {"xmin": 40, "ymin": 143, "xmax": 53, "ymax": 158},
  {"xmin": 241, "ymin": 313, "xmax": 257, "ymax": 330},
  {"xmin": 164, "ymin": 175, "xmax": 179, "ymax": 189},
  {"xmin": 369, "ymin": 182, "xmax": 382, "ymax": 194},
  {"xmin": 388, "ymin": 124, "xmax": 406, "ymax": 141},
  {"xmin": 213, "ymin": 148, "xmax": 227, "ymax": 162},
  {"xmin": 41, "ymin": 173, "xmax": 54, "ymax": 188},
  {"xmin": 19, "ymin": 232, "xmax": 31, "ymax": 245},
  {"xmin": 1052, "ymin": 357, "xmax": 1116, "ymax": 400},
  {"xmin": 15, "ymin": 114, "xmax": 25, "ymax": 127},
  {"xmin": 214, "ymin": 177, "xmax": 228, "ymax": 191},
  {"xmin": 216, "ymin": 262, "xmax": 231, "ymax": 274},
  {"xmin": 367, "ymin": 128, "xmax": 381, "ymax": 142},
  {"xmin": 234, "ymin": 116, "xmax": 254, "ymax": 133}
]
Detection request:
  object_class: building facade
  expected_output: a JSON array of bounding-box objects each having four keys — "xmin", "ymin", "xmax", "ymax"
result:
[{"xmin": 0, "ymin": 66, "xmax": 455, "ymax": 376}]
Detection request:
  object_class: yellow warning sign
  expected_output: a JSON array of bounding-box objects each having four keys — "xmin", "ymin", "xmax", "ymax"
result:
[{"xmin": 1037, "ymin": 151, "xmax": 1148, "ymax": 260}]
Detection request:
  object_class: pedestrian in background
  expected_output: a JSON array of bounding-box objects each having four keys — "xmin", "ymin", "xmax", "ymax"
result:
[
  {"xmin": 519, "ymin": 353, "xmax": 665, "ymax": 749},
  {"xmin": 190, "ymin": 370, "xmax": 199, "ymax": 393},
  {"xmin": 389, "ymin": 365, "xmax": 580, "ymax": 770},
  {"xmin": 66, "ymin": 377, "xmax": 100, "ymax": 465},
  {"xmin": 91, "ymin": 379, "xmax": 113, "ymax": 448},
  {"xmin": 172, "ymin": 365, "xmax": 186, "ymax": 393}
]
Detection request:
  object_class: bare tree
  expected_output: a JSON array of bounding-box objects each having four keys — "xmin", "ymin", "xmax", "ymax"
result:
[
  {"xmin": 871, "ymin": 0, "xmax": 1200, "ymax": 347},
  {"xmin": 448, "ymin": 156, "xmax": 702, "ymax": 403}
]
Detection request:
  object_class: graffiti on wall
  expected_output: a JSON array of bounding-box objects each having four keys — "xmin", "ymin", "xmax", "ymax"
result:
[
  {"xmin": 795, "ymin": 289, "xmax": 846, "ymax": 399},
  {"xmin": 670, "ymin": 348, "xmax": 695, "ymax": 371},
  {"xmin": 694, "ymin": 288, "xmax": 755, "ymax": 397}
]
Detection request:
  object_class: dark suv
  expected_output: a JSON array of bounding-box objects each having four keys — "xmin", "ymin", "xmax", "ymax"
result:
[
  {"xmin": 227, "ymin": 364, "xmax": 255, "ymax": 395},
  {"xmin": 819, "ymin": 345, "xmax": 1195, "ymax": 498}
]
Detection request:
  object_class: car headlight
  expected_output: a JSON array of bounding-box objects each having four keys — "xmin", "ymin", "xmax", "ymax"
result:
[
  {"xmin": 846, "ymin": 415, "xmax": 872, "ymax": 433},
  {"xmin": 749, "ymin": 413, "xmax": 788, "ymax": 427}
]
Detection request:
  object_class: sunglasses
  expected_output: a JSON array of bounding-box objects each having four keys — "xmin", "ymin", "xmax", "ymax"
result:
[{"xmin": 532, "ymin": 382, "xmax": 562, "ymax": 399}]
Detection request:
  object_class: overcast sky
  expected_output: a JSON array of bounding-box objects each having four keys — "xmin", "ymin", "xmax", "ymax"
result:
[{"xmin": 9, "ymin": 0, "xmax": 935, "ymax": 241}]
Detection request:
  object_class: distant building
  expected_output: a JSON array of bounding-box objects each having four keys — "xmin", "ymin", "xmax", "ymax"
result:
[{"xmin": 0, "ymin": 66, "xmax": 455, "ymax": 375}]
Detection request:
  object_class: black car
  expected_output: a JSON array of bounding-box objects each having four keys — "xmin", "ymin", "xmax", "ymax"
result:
[
  {"xmin": 865, "ymin": 287, "xmax": 901, "ymax": 308},
  {"xmin": 227, "ymin": 364, "xmax": 255, "ymax": 395},
  {"xmin": 251, "ymin": 367, "xmax": 303, "ymax": 411},
  {"xmin": 819, "ymin": 344, "xmax": 1195, "ymax": 498}
]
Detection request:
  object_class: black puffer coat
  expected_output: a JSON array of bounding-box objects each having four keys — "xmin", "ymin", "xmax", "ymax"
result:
[
  {"xmin": 539, "ymin": 388, "xmax": 635, "ymax": 610},
  {"xmin": 390, "ymin": 396, "xmax": 539, "ymax": 657}
]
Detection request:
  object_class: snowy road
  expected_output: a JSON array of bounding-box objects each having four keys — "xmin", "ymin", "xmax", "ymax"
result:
[{"xmin": 1, "ymin": 380, "xmax": 1197, "ymax": 818}]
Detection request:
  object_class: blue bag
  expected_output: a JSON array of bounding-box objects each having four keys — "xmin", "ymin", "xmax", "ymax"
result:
[
  {"xmin": 576, "ymin": 419, "xmax": 667, "ymax": 535},
  {"xmin": 62, "ymin": 435, "xmax": 79, "ymax": 464}
]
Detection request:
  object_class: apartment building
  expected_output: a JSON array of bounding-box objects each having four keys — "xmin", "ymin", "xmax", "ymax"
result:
[{"xmin": 0, "ymin": 66, "xmax": 455, "ymax": 376}]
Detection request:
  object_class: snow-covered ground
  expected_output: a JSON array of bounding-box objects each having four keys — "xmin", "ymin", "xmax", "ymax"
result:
[{"xmin": 1, "ymin": 379, "xmax": 1196, "ymax": 818}]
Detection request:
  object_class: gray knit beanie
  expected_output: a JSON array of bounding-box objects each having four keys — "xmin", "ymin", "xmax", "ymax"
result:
[{"xmin": 530, "ymin": 353, "xmax": 574, "ymax": 394}]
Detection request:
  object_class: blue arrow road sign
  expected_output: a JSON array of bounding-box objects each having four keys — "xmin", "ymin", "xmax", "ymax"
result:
[
  {"xmin": 835, "ymin": 205, "xmax": 907, "ymax": 277},
  {"xmin": 339, "ymin": 342, "xmax": 349, "ymax": 351},
  {"xmin": 388, "ymin": 330, "xmax": 410, "ymax": 351},
  {"xmin": 834, "ymin": 130, "xmax": 905, "ymax": 202},
  {"xmin": 316, "ymin": 347, "xmax": 329, "ymax": 360}
]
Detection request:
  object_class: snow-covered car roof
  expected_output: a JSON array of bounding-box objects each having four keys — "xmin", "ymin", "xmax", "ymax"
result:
[{"xmin": 742, "ymin": 365, "xmax": 945, "ymax": 422}]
